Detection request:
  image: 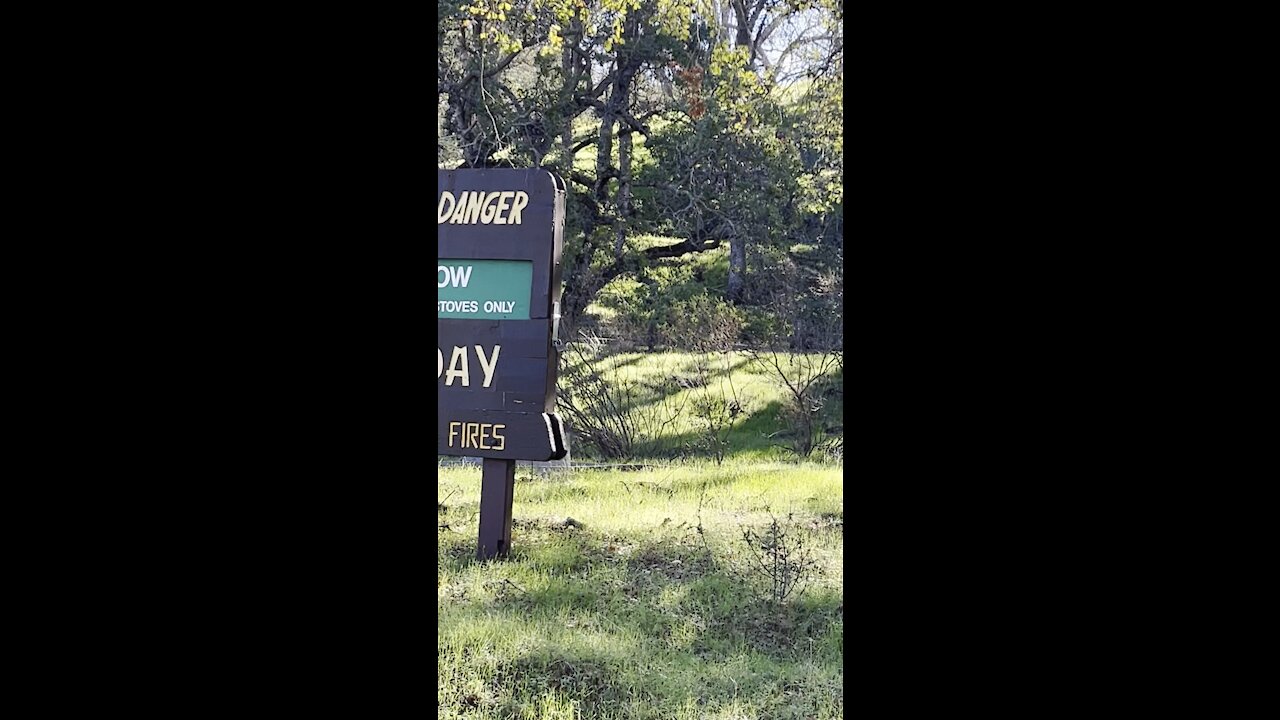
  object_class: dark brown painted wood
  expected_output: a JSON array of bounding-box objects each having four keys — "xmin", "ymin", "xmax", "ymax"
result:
[
  {"xmin": 477, "ymin": 459, "xmax": 516, "ymax": 560},
  {"xmin": 437, "ymin": 319, "xmax": 557, "ymax": 412},
  {"xmin": 437, "ymin": 169, "xmax": 564, "ymax": 416},
  {"xmin": 438, "ymin": 169, "xmax": 569, "ymax": 561},
  {"xmin": 437, "ymin": 408, "xmax": 565, "ymax": 461},
  {"xmin": 437, "ymin": 319, "xmax": 554, "ymax": 358},
  {"xmin": 437, "ymin": 169, "xmax": 563, "ymax": 321}
]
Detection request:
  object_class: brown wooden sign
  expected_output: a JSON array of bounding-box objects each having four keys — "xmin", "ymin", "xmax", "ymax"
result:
[
  {"xmin": 437, "ymin": 318, "xmax": 555, "ymax": 412},
  {"xmin": 436, "ymin": 408, "xmax": 567, "ymax": 462},
  {"xmin": 438, "ymin": 168, "xmax": 568, "ymax": 560},
  {"xmin": 438, "ymin": 170, "xmax": 564, "ymax": 327},
  {"xmin": 437, "ymin": 167, "xmax": 568, "ymax": 491},
  {"xmin": 437, "ymin": 168, "xmax": 567, "ymax": 462}
]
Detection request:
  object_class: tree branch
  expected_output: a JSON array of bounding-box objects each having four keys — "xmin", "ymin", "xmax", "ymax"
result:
[{"xmin": 574, "ymin": 96, "xmax": 651, "ymax": 137}]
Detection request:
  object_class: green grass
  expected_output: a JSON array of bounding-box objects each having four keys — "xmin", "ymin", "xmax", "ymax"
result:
[
  {"xmin": 559, "ymin": 351, "xmax": 843, "ymax": 463},
  {"xmin": 438, "ymin": 460, "xmax": 844, "ymax": 719}
]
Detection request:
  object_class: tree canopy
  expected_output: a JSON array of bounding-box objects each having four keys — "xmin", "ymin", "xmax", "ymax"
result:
[{"xmin": 439, "ymin": 0, "xmax": 843, "ymax": 350}]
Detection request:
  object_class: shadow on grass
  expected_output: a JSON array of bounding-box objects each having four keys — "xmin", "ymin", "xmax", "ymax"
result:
[
  {"xmin": 439, "ymin": 521, "xmax": 843, "ymax": 718},
  {"xmin": 449, "ymin": 523, "xmax": 843, "ymax": 661}
]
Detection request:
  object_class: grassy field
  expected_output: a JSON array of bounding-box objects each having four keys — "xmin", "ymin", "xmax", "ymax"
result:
[
  {"xmin": 555, "ymin": 350, "xmax": 843, "ymax": 463},
  {"xmin": 438, "ymin": 460, "xmax": 844, "ymax": 719}
]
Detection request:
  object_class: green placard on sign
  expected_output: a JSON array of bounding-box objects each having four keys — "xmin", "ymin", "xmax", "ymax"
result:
[{"xmin": 437, "ymin": 259, "xmax": 532, "ymax": 320}]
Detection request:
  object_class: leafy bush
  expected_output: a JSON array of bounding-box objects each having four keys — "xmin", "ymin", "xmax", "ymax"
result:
[{"xmin": 658, "ymin": 295, "xmax": 744, "ymax": 352}]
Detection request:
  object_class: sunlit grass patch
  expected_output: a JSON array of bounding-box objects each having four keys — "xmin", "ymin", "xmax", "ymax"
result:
[{"xmin": 438, "ymin": 460, "xmax": 843, "ymax": 718}]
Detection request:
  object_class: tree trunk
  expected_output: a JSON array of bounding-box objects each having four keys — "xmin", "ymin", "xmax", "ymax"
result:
[
  {"xmin": 728, "ymin": 236, "xmax": 746, "ymax": 303},
  {"xmin": 614, "ymin": 130, "xmax": 632, "ymax": 258}
]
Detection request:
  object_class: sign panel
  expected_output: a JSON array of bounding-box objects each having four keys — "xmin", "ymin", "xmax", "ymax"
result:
[
  {"xmin": 437, "ymin": 408, "xmax": 567, "ymax": 461},
  {"xmin": 437, "ymin": 168, "xmax": 567, "ymax": 462},
  {"xmin": 437, "ymin": 318, "xmax": 553, "ymax": 411},
  {"xmin": 437, "ymin": 259, "xmax": 533, "ymax": 320}
]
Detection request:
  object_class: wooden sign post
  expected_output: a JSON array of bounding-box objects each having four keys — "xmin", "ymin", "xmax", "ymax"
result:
[{"xmin": 437, "ymin": 168, "xmax": 567, "ymax": 560}]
